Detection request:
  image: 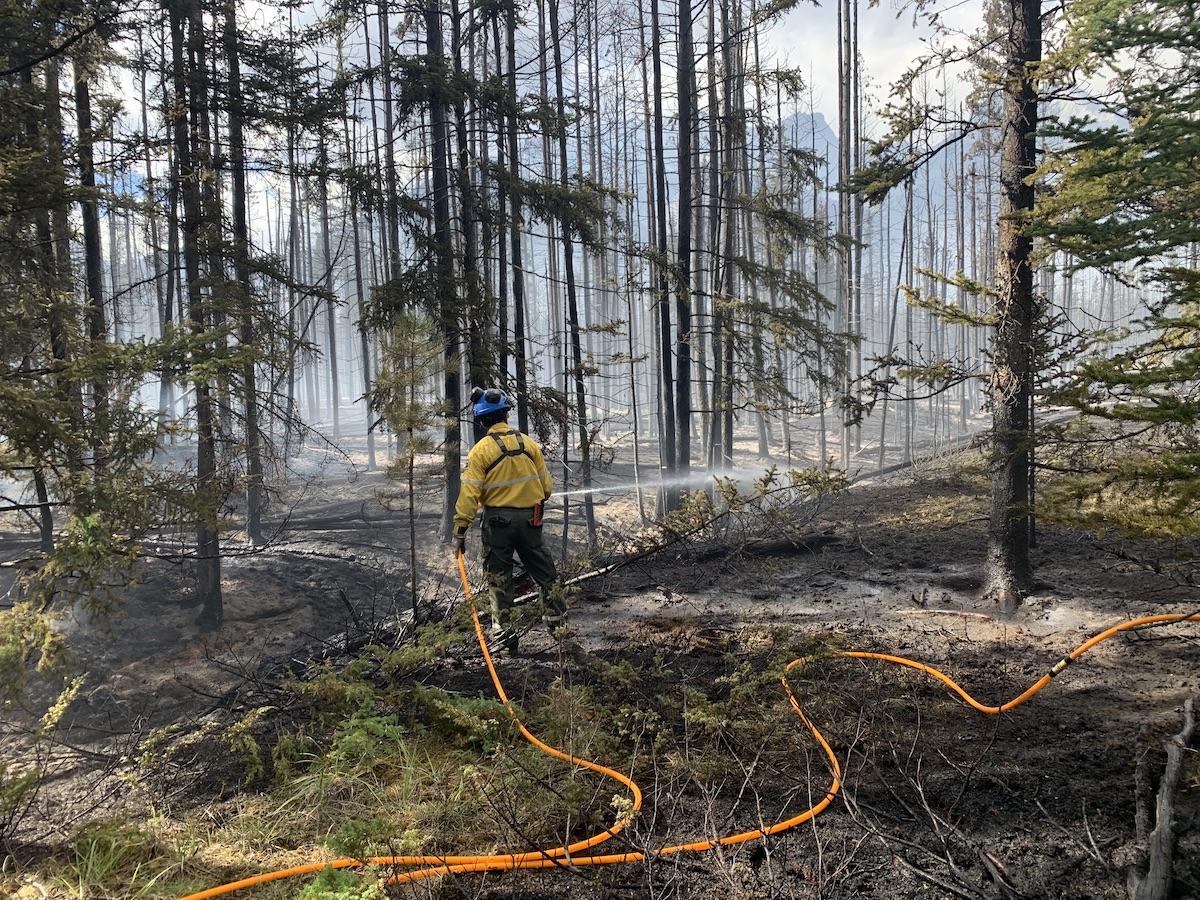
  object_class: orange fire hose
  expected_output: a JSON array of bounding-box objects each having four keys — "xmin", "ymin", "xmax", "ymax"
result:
[{"xmin": 179, "ymin": 554, "xmax": 1199, "ymax": 898}]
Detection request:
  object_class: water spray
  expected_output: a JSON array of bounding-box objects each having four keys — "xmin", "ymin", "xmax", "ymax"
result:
[{"xmin": 555, "ymin": 467, "xmax": 771, "ymax": 499}]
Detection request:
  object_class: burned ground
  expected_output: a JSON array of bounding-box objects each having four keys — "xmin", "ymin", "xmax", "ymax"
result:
[{"xmin": 2, "ymin": 447, "xmax": 1198, "ymax": 899}]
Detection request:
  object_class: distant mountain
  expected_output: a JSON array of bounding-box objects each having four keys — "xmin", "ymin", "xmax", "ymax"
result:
[{"xmin": 782, "ymin": 110, "xmax": 840, "ymax": 166}]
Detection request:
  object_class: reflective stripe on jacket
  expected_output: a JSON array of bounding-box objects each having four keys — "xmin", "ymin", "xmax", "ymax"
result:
[{"xmin": 453, "ymin": 423, "xmax": 552, "ymax": 533}]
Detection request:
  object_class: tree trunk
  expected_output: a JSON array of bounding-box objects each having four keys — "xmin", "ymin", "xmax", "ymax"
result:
[
  {"xmin": 138, "ymin": 35, "xmax": 175, "ymax": 435},
  {"xmin": 674, "ymin": 0, "xmax": 695, "ymax": 490},
  {"xmin": 636, "ymin": 0, "xmax": 657, "ymax": 450},
  {"xmin": 702, "ymin": 0, "xmax": 719, "ymax": 461},
  {"xmin": 222, "ymin": 0, "xmax": 266, "ymax": 545},
  {"xmin": 983, "ymin": 0, "xmax": 1040, "ymax": 611},
  {"xmin": 549, "ymin": 0, "xmax": 597, "ymax": 547},
  {"xmin": 836, "ymin": 0, "xmax": 851, "ymax": 470},
  {"xmin": 378, "ymin": 1, "xmax": 402, "ymax": 281},
  {"xmin": 340, "ymin": 42, "xmax": 378, "ymax": 471},
  {"xmin": 450, "ymin": 0, "xmax": 490, "ymax": 414},
  {"xmin": 73, "ymin": 60, "xmax": 110, "ymax": 475},
  {"xmin": 24, "ymin": 65, "xmax": 71, "ymax": 544},
  {"xmin": 851, "ymin": 0, "xmax": 863, "ymax": 455},
  {"xmin": 650, "ymin": 0, "xmax": 677, "ymax": 503},
  {"xmin": 169, "ymin": 0, "xmax": 223, "ymax": 628},
  {"xmin": 487, "ymin": 17, "xmax": 507, "ymax": 394},
  {"xmin": 504, "ymin": 4, "xmax": 530, "ymax": 433},
  {"xmin": 316, "ymin": 96, "xmax": 341, "ymax": 440},
  {"xmin": 573, "ymin": 10, "xmax": 596, "ymax": 417},
  {"xmin": 769, "ymin": 62, "xmax": 792, "ymax": 461},
  {"xmin": 31, "ymin": 467, "xmax": 54, "ymax": 553},
  {"xmin": 715, "ymin": 0, "xmax": 737, "ymax": 470},
  {"xmin": 15, "ymin": 62, "xmax": 61, "ymax": 548},
  {"xmin": 283, "ymin": 17, "xmax": 299, "ymax": 460},
  {"xmin": 190, "ymin": 10, "xmax": 231, "ymax": 445},
  {"xmin": 427, "ymin": 0, "xmax": 462, "ymax": 542}
]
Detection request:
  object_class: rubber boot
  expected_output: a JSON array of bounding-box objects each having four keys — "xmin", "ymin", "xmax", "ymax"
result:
[{"xmin": 541, "ymin": 587, "xmax": 566, "ymax": 639}]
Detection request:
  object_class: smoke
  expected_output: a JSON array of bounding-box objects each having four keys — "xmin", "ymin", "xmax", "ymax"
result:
[{"xmin": 555, "ymin": 466, "xmax": 774, "ymax": 499}]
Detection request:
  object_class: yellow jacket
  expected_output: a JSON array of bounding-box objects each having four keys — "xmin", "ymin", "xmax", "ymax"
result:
[{"xmin": 453, "ymin": 423, "xmax": 553, "ymax": 533}]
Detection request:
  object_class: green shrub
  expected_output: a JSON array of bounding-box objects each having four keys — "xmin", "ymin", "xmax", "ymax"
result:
[
  {"xmin": 295, "ymin": 866, "xmax": 385, "ymax": 900},
  {"xmin": 326, "ymin": 710, "xmax": 406, "ymax": 776},
  {"xmin": 324, "ymin": 818, "xmax": 392, "ymax": 857}
]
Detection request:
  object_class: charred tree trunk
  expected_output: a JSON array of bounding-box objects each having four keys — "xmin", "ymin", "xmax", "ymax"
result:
[
  {"xmin": 73, "ymin": 60, "xmax": 110, "ymax": 476},
  {"xmin": 702, "ymin": 0, "xmax": 719, "ymax": 461},
  {"xmin": 169, "ymin": 0, "xmax": 222, "ymax": 628},
  {"xmin": 378, "ymin": 1, "xmax": 402, "ymax": 281},
  {"xmin": 340, "ymin": 44, "xmax": 378, "ymax": 471},
  {"xmin": 674, "ymin": 0, "xmax": 695, "ymax": 490},
  {"xmin": 222, "ymin": 0, "xmax": 265, "ymax": 545},
  {"xmin": 504, "ymin": 4, "xmax": 530, "ymax": 433},
  {"xmin": 549, "ymin": 0, "xmax": 597, "ymax": 546},
  {"xmin": 24, "ymin": 68, "xmax": 65, "ymax": 547},
  {"xmin": 427, "ymin": 0, "xmax": 462, "ymax": 541},
  {"xmin": 136, "ymin": 35, "xmax": 174, "ymax": 435},
  {"xmin": 983, "ymin": 0, "xmax": 1040, "ymax": 612},
  {"xmin": 450, "ymin": 0, "xmax": 490, "ymax": 418},
  {"xmin": 650, "ymin": 0, "xmax": 676, "ymax": 506},
  {"xmin": 712, "ymin": 0, "xmax": 737, "ymax": 470}
]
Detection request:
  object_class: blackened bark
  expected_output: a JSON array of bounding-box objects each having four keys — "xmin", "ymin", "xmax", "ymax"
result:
[
  {"xmin": 316, "ymin": 110, "xmax": 341, "ymax": 439},
  {"xmin": 503, "ymin": 7, "xmax": 530, "ymax": 433},
  {"xmin": 73, "ymin": 60, "xmax": 109, "ymax": 475},
  {"xmin": 675, "ymin": 0, "xmax": 695, "ymax": 487},
  {"xmin": 222, "ymin": 0, "xmax": 265, "ymax": 545},
  {"xmin": 715, "ymin": 0, "xmax": 736, "ymax": 469},
  {"xmin": 650, "ymin": 0, "xmax": 677, "ymax": 497},
  {"xmin": 32, "ymin": 468, "xmax": 53, "ymax": 552},
  {"xmin": 549, "ymin": 0, "xmax": 597, "ymax": 547},
  {"xmin": 378, "ymin": 1, "xmax": 402, "ymax": 282},
  {"xmin": 837, "ymin": 0, "xmax": 851, "ymax": 470},
  {"xmin": 450, "ymin": 0, "xmax": 490, "ymax": 423},
  {"xmin": 23, "ymin": 67, "xmax": 66, "ymax": 545},
  {"xmin": 427, "ymin": 1, "xmax": 462, "ymax": 541},
  {"xmin": 703, "ymin": 0, "xmax": 719, "ymax": 461},
  {"xmin": 169, "ymin": 0, "xmax": 223, "ymax": 628},
  {"xmin": 984, "ymin": 0, "xmax": 1040, "ymax": 612}
]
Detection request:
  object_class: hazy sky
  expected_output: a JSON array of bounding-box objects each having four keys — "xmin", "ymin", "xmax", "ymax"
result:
[
  {"xmin": 764, "ymin": 0, "xmax": 983, "ymax": 128},
  {"xmin": 231, "ymin": 0, "xmax": 985, "ymax": 130}
]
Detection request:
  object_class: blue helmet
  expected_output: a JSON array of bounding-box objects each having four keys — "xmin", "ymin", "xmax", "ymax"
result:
[{"xmin": 471, "ymin": 387, "xmax": 513, "ymax": 419}]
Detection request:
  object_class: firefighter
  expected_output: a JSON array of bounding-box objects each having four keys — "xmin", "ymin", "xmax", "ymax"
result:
[{"xmin": 452, "ymin": 387, "xmax": 564, "ymax": 656}]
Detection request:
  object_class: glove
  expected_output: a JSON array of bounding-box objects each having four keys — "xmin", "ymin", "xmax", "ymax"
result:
[{"xmin": 452, "ymin": 532, "xmax": 466, "ymax": 557}]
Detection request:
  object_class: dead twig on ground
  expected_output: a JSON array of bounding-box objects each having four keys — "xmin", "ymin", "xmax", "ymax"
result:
[
  {"xmin": 1034, "ymin": 798, "xmax": 1107, "ymax": 867},
  {"xmin": 897, "ymin": 609, "xmax": 993, "ymax": 620}
]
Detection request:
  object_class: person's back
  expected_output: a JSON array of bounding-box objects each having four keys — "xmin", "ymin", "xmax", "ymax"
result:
[
  {"xmin": 453, "ymin": 388, "xmax": 562, "ymax": 656},
  {"xmin": 458, "ymin": 422, "xmax": 551, "ymax": 515}
]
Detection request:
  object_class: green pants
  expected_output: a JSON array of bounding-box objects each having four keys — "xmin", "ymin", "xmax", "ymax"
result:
[{"xmin": 481, "ymin": 506, "xmax": 562, "ymax": 648}]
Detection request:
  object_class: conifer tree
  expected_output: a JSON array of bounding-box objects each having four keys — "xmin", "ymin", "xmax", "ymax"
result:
[{"xmin": 1033, "ymin": 0, "xmax": 1200, "ymax": 543}]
